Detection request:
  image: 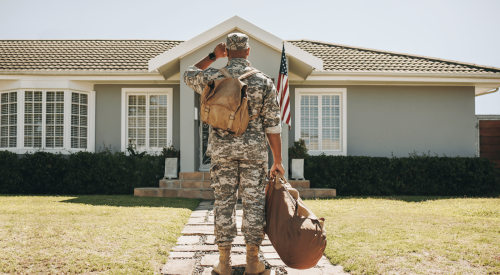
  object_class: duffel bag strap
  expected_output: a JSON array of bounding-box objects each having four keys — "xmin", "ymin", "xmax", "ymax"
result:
[
  {"xmin": 219, "ymin": 68, "xmax": 232, "ymax": 78},
  {"xmin": 276, "ymin": 172, "xmax": 299, "ymax": 212}
]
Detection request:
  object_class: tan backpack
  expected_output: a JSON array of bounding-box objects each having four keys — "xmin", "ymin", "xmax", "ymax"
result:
[{"xmin": 200, "ymin": 67, "xmax": 260, "ymax": 136}]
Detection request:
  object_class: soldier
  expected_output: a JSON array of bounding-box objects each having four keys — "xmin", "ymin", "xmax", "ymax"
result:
[{"xmin": 184, "ymin": 33, "xmax": 285, "ymax": 275}]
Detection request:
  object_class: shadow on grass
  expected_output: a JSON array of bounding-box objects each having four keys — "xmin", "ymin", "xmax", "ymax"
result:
[
  {"xmin": 58, "ymin": 195, "xmax": 201, "ymax": 209},
  {"xmin": 305, "ymin": 195, "xmax": 500, "ymax": 203}
]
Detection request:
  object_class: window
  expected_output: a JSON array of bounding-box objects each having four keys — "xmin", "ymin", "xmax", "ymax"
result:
[
  {"xmin": 1, "ymin": 91, "xmax": 17, "ymax": 148},
  {"xmin": 0, "ymin": 89, "xmax": 94, "ymax": 153},
  {"xmin": 46, "ymin": 91, "xmax": 65, "ymax": 148},
  {"xmin": 295, "ymin": 88, "xmax": 347, "ymax": 155},
  {"xmin": 24, "ymin": 90, "xmax": 65, "ymax": 148},
  {"xmin": 71, "ymin": 92, "xmax": 88, "ymax": 149},
  {"xmin": 121, "ymin": 88, "xmax": 173, "ymax": 152}
]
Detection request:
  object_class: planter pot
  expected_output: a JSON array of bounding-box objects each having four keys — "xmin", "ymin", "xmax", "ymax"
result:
[
  {"xmin": 291, "ymin": 159, "xmax": 305, "ymax": 180},
  {"xmin": 164, "ymin": 158, "xmax": 178, "ymax": 179}
]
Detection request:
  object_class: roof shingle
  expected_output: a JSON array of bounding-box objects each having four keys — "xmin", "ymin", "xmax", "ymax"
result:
[
  {"xmin": 0, "ymin": 40, "xmax": 182, "ymax": 71},
  {"xmin": 289, "ymin": 40, "xmax": 500, "ymax": 74},
  {"xmin": 1, "ymin": 39, "xmax": 499, "ymax": 75}
]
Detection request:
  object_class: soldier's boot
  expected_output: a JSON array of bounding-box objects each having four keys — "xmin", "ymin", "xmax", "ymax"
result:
[
  {"xmin": 244, "ymin": 244, "xmax": 266, "ymax": 275},
  {"xmin": 213, "ymin": 245, "xmax": 233, "ymax": 275}
]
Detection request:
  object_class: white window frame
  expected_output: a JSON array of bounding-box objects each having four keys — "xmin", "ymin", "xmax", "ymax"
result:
[
  {"xmin": 0, "ymin": 89, "xmax": 95, "ymax": 154},
  {"xmin": 121, "ymin": 88, "xmax": 173, "ymax": 154},
  {"xmin": 295, "ymin": 88, "xmax": 347, "ymax": 156},
  {"xmin": 0, "ymin": 90, "xmax": 20, "ymax": 149}
]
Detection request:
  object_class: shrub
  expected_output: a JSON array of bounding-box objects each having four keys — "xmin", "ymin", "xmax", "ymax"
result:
[
  {"xmin": 19, "ymin": 151, "xmax": 68, "ymax": 194},
  {"xmin": 289, "ymin": 139, "xmax": 309, "ymax": 159},
  {"xmin": 0, "ymin": 150, "xmax": 22, "ymax": 193},
  {"xmin": 1, "ymin": 149, "xmax": 498, "ymax": 196},
  {"xmin": 304, "ymin": 152, "xmax": 500, "ymax": 196},
  {"xmin": 162, "ymin": 143, "xmax": 180, "ymax": 158},
  {"xmin": 0, "ymin": 147, "xmax": 165, "ymax": 195}
]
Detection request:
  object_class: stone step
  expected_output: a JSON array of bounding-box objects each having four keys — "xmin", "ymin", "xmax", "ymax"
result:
[
  {"xmin": 179, "ymin": 172, "xmax": 211, "ymax": 180},
  {"xmin": 159, "ymin": 179, "xmax": 309, "ymax": 189},
  {"xmin": 135, "ymin": 187, "xmax": 336, "ymax": 199}
]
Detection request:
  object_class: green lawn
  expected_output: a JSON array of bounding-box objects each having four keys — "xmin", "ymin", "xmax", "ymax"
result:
[
  {"xmin": 0, "ymin": 195, "xmax": 200, "ymax": 274},
  {"xmin": 306, "ymin": 196, "xmax": 500, "ymax": 275}
]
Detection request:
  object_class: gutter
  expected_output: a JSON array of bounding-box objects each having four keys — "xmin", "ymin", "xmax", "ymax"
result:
[
  {"xmin": 309, "ymin": 71, "xmax": 500, "ymax": 79},
  {"xmin": 476, "ymin": 87, "xmax": 499, "ymax": 97}
]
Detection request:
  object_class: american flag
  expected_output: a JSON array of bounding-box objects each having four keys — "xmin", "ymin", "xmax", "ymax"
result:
[{"xmin": 277, "ymin": 44, "xmax": 291, "ymax": 127}]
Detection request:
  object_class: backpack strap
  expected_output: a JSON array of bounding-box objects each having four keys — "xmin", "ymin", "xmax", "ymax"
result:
[
  {"xmin": 219, "ymin": 67, "xmax": 232, "ymax": 78},
  {"xmin": 227, "ymin": 112, "xmax": 236, "ymax": 131},
  {"xmin": 238, "ymin": 69, "xmax": 260, "ymax": 80},
  {"xmin": 249, "ymin": 113, "xmax": 261, "ymax": 120}
]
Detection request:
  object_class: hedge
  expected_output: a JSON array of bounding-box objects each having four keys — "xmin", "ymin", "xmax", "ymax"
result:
[
  {"xmin": 0, "ymin": 148, "xmax": 165, "ymax": 195},
  {"xmin": 1, "ymin": 149, "xmax": 499, "ymax": 196},
  {"xmin": 305, "ymin": 152, "xmax": 500, "ymax": 196}
]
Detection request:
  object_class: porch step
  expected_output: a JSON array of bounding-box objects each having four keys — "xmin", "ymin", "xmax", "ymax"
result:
[
  {"xmin": 134, "ymin": 187, "xmax": 336, "ymax": 199},
  {"xmin": 159, "ymin": 179, "xmax": 310, "ymax": 189}
]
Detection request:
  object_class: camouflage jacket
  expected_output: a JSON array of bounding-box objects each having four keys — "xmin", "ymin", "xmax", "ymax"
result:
[{"xmin": 183, "ymin": 58, "xmax": 281, "ymax": 160}]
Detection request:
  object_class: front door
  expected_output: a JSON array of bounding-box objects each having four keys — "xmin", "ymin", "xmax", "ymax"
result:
[{"xmin": 199, "ymin": 121, "xmax": 211, "ymax": 171}]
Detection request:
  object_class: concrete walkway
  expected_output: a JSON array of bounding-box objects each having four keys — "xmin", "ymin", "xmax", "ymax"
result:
[{"xmin": 161, "ymin": 201, "xmax": 349, "ymax": 275}]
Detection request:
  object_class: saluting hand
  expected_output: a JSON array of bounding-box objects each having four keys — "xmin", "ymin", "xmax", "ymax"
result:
[{"xmin": 214, "ymin": 43, "xmax": 228, "ymax": 59}]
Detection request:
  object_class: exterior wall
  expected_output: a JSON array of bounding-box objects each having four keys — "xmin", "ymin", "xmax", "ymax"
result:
[
  {"xmin": 180, "ymin": 32, "xmax": 289, "ymax": 172},
  {"xmin": 94, "ymin": 84, "xmax": 180, "ymax": 152},
  {"xmin": 289, "ymin": 85, "xmax": 476, "ymax": 158}
]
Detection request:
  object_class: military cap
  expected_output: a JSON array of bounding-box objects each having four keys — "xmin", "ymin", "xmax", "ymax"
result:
[{"xmin": 226, "ymin": 33, "xmax": 250, "ymax": 50}]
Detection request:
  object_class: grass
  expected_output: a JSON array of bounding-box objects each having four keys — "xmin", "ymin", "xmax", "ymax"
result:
[
  {"xmin": 0, "ymin": 195, "xmax": 200, "ymax": 274},
  {"xmin": 306, "ymin": 196, "xmax": 500, "ymax": 275}
]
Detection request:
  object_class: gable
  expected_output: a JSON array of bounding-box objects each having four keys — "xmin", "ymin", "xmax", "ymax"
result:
[
  {"xmin": 179, "ymin": 32, "xmax": 283, "ymax": 82},
  {"xmin": 148, "ymin": 16, "xmax": 323, "ymax": 80}
]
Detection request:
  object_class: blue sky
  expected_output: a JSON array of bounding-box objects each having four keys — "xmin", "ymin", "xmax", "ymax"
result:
[{"xmin": 1, "ymin": 0, "xmax": 499, "ymax": 114}]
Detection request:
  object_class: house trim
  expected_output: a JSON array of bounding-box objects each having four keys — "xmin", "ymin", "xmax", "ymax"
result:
[
  {"xmin": 148, "ymin": 16, "xmax": 323, "ymax": 73},
  {"xmin": 120, "ymin": 88, "xmax": 173, "ymax": 153},
  {"xmin": 295, "ymin": 88, "xmax": 347, "ymax": 156}
]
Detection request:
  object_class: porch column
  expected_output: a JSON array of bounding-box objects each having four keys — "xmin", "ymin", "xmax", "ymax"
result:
[
  {"xmin": 179, "ymin": 81, "xmax": 196, "ymax": 172},
  {"xmin": 281, "ymin": 125, "xmax": 289, "ymax": 176}
]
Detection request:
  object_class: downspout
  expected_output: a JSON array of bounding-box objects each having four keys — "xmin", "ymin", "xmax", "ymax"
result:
[{"xmin": 476, "ymin": 87, "xmax": 499, "ymax": 97}]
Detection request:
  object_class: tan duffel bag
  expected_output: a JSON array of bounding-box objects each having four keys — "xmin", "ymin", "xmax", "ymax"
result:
[
  {"xmin": 200, "ymin": 67, "xmax": 260, "ymax": 136},
  {"xmin": 264, "ymin": 173, "xmax": 327, "ymax": 269}
]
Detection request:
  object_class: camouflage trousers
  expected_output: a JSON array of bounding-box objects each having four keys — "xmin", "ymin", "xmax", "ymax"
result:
[{"xmin": 210, "ymin": 157, "xmax": 268, "ymax": 247}]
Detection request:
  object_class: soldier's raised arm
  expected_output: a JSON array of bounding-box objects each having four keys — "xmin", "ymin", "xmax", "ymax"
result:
[{"xmin": 183, "ymin": 43, "xmax": 227, "ymax": 94}]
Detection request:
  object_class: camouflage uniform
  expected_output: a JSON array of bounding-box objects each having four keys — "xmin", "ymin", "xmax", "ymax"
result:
[{"xmin": 183, "ymin": 33, "xmax": 281, "ymax": 247}]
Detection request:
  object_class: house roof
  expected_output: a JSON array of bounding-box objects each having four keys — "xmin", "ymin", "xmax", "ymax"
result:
[
  {"xmin": 0, "ymin": 40, "xmax": 182, "ymax": 71},
  {"xmin": 1, "ymin": 39, "xmax": 500, "ymax": 75},
  {"xmin": 290, "ymin": 40, "xmax": 500, "ymax": 74}
]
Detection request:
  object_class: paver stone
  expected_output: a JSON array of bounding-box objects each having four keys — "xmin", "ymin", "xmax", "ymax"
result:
[
  {"xmin": 285, "ymin": 268, "xmax": 324, "ymax": 275},
  {"xmin": 168, "ymin": 252, "xmax": 195, "ymax": 258},
  {"xmin": 266, "ymin": 259, "xmax": 286, "ymax": 267},
  {"xmin": 172, "ymin": 245, "xmax": 218, "ymax": 252},
  {"xmin": 263, "ymin": 252, "xmax": 280, "ymax": 259},
  {"xmin": 176, "ymin": 236, "xmax": 200, "ymax": 245},
  {"xmin": 161, "ymin": 259, "xmax": 196, "ymax": 275},
  {"xmin": 201, "ymin": 254, "xmax": 246, "ymax": 267},
  {"xmin": 260, "ymin": 246, "xmax": 276, "ymax": 253}
]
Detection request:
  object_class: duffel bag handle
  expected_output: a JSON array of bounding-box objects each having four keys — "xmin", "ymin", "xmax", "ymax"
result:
[{"xmin": 275, "ymin": 172, "xmax": 298, "ymax": 213}]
